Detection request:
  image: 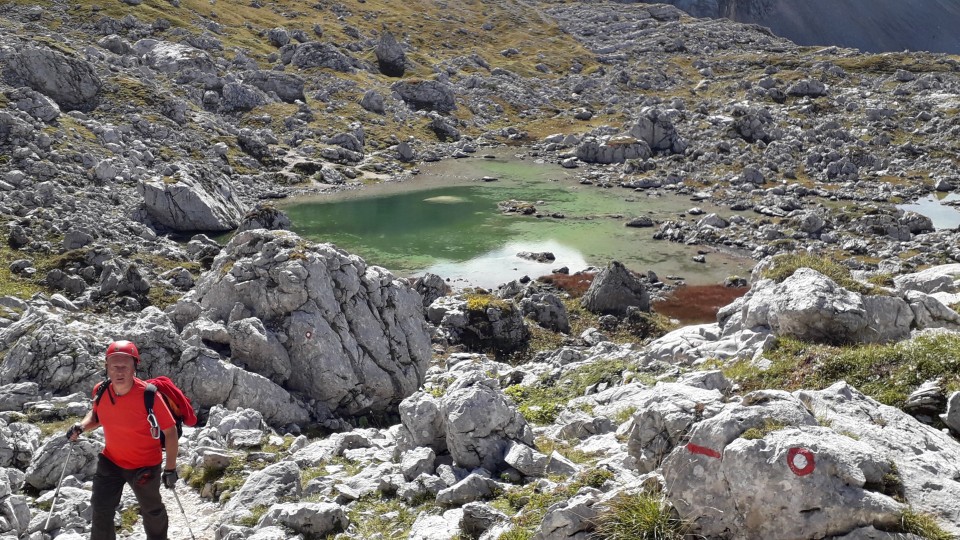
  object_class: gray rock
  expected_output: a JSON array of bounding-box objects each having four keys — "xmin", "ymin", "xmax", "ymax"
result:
[
  {"xmin": 223, "ymin": 461, "xmax": 301, "ymax": 522},
  {"xmin": 576, "ymin": 135, "xmax": 652, "ymax": 164},
  {"xmin": 626, "ymin": 107, "xmax": 687, "ymax": 153},
  {"xmin": 797, "ymin": 382, "xmax": 960, "ymax": 538},
  {"xmin": 138, "ymin": 165, "xmax": 247, "ymax": 232},
  {"xmin": 0, "ymin": 383, "xmax": 39, "ymax": 412},
  {"xmin": 409, "ymin": 508, "xmax": 464, "ymax": 540},
  {"xmin": 222, "ymin": 82, "xmax": 269, "ymax": 112},
  {"xmin": 391, "ymin": 80, "xmax": 456, "ymax": 113},
  {"xmin": 411, "ymin": 273, "xmax": 449, "ymax": 308},
  {"xmin": 192, "ymin": 229, "xmax": 432, "ymax": 418},
  {"xmin": 626, "ymin": 383, "xmax": 726, "ymax": 473},
  {"xmin": 519, "ymin": 292, "xmax": 570, "ymax": 333},
  {"xmin": 460, "ymin": 502, "xmax": 508, "ymax": 538},
  {"xmin": 436, "ymin": 473, "xmax": 498, "ymax": 506},
  {"xmin": 290, "ymin": 42, "xmax": 358, "ymax": 72},
  {"xmin": 734, "ymin": 269, "xmax": 912, "ymax": 344},
  {"xmin": 581, "ymin": 261, "xmax": 649, "ymax": 315},
  {"xmin": 942, "ymin": 391, "xmax": 960, "ymax": 435},
  {"xmin": 401, "ymin": 446, "xmax": 436, "ymax": 481},
  {"xmin": 243, "ymin": 70, "xmax": 306, "ymax": 103},
  {"xmin": 267, "ymin": 27, "xmax": 290, "ymax": 48},
  {"xmin": 133, "ymin": 39, "xmax": 216, "ymax": 74},
  {"xmin": 236, "ymin": 204, "xmax": 292, "ymax": 233},
  {"xmin": 375, "ymin": 31, "xmax": 406, "ymax": 77},
  {"xmin": 257, "ymin": 502, "xmax": 347, "ymax": 537},
  {"xmin": 4, "ymin": 46, "xmax": 101, "ymax": 112},
  {"xmin": 360, "ymin": 89, "xmax": 386, "ymax": 114},
  {"xmin": 440, "ymin": 374, "xmax": 534, "ymax": 472},
  {"xmin": 663, "ymin": 388, "xmax": 904, "ymax": 539},
  {"xmin": 24, "ymin": 437, "xmax": 100, "ymax": 490},
  {"xmin": 532, "ymin": 490, "xmax": 600, "ymax": 540}
]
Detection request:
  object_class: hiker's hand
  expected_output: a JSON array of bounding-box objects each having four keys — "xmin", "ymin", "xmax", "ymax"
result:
[
  {"xmin": 162, "ymin": 469, "xmax": 178, "ymax": 489},
  {"xmin": 65, "ymin": 423, "xmax": 83, "ymax": 441}
]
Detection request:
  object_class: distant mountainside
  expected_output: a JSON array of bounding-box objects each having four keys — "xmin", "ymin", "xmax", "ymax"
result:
[{"xmin": 647, "ymin": 0, "xmax": 960, "ymax": 54}]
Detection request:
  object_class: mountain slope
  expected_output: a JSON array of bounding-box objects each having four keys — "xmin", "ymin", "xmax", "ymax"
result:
[{"xmin": 649, "ymin": 0, "xmax": 960, "ymax": 54}]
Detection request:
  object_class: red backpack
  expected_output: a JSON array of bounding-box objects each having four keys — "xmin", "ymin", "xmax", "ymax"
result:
[{"xmin": 94, "ymin": 376, "xmax": 198, "ymax": 445}]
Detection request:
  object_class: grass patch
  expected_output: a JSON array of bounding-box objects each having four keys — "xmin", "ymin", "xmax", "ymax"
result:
[
  {"xmin": 119, "ymin": 505, "xmax": 140, "ymax": 533},
  {"xmin": 894, "ymin": 508, "xmax": 953, "ymax": 540},
  {"xmin": 740, "ymin": 419, "xmax": 787, "ymax": 440},
  {"xmin": 332, "ymin": 493, "xmax": 434, "ymax": 540},
  {"xmin": 534, "ymin": 437, "xmax": 603, "ymax": 467},
  {"xmin": 466, "ymin": 293, "xmax": 514, "ymax": 313},
  {"xmin": 504, "ymin": 358, "xmax": 628, "ymax": 425},
  {"xmin": 237, "ymin": 504, "xmax": 269, "ymax": 527},
  {"xmin": 592, "ymin": 492, "xmax": 687, "ymax": 540},
  {"xmin": 493, "ymin": 469, "xmax": 611, "ymax": 535},
  {"xmin": 759, "ymin": 252, "xmax": 877, "ymax": 295},
  {"xmin": 725, "ymin": 333, "xmax": 960, "ymax": 409},
  {"xmin": 31, "ymin": 417, "xmax": 75, "ymax": 438}
]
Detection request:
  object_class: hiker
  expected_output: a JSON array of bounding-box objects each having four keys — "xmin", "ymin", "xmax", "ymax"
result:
[{"xmin": 66, "ymin": 340, "xmax": 179, "ymax": 540}]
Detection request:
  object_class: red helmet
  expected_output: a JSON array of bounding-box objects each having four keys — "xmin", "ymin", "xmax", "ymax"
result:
[{"xmin": 105, "ymin": 340, "xmax": 140, "ymax": 365}]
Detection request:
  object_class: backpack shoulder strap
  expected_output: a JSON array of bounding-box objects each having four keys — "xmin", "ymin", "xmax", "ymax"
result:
[
  {"xmin": 143, "ymin": 382, "xmax": 160, "ymax": 440},
  {"xmin": 93, "ymin": 378, "xmax": 112, "ymax": 406}
]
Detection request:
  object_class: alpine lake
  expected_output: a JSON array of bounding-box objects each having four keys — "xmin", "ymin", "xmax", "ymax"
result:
[{"xmin": 279, "ymin": 148, "xmax": 755, "ymax": 290}]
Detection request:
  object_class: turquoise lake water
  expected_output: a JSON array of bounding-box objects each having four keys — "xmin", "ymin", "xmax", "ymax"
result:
[{"xmin": 281, "ymin": 151, "xmax": 754, "ymax": 288}]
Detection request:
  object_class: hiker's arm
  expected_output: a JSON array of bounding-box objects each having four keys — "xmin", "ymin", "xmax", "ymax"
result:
[{"xmin": 162, "ymin": 425, "xmax": 178, "ymax": 470}]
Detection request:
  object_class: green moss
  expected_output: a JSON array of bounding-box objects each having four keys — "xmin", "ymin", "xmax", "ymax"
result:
[
  {"xmin": 592, "ymin": 492, "xmax": 687, "ymax": 540},
  {"xmin": 725, "ymin": 333, "xmax": 960, "ymax": 409},
  {"xmin": 30, "ymin": 417, "xmax": 75, "ymax": 438}
]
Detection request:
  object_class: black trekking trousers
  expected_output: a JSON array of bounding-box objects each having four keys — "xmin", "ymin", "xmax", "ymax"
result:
[{"xmin": 91, "ymin": 454, "xmax": 168, "ymax": 540}]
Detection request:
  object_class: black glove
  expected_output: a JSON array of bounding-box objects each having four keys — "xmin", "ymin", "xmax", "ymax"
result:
[
  {"xmin": 161, "ymin": 469, "xmax": 178, "ymax": 489},
  {"xmin": 65, "ymin": 423, "xmax": 83, "ymax": 441}
]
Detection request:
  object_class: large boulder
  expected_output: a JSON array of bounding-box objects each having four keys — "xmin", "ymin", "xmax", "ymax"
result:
[
  {"xmin": 222, "ymin": 461, "xmax": 301, "ymax": 523},
  {"xmin": 375, "ymin": 32, "xmax": 406, "ymax": 77},
  {"xmin": 137, "ymin": 164, "xmax": 247, "ymax": 232},
  {"xmin": 397, "ymin": 373, "xmax": 533, "ymax": 472},
  {"xmin": 441, "ymin": 374, "xmax": 534, "ymax": 471},
  {"xmin": 575, "ymin": 136, "xmax": 652, "ymax": 164},
  {"xmin": 580, "ymin": 261, "xmax": 649, "ymax": 315},
  {"xmin": 624, "ymin": 383, "xmax": 726, "ymax": 473},
  {"xmin": 3, "ymin": 46, "xmax": 102, "ymax": 112},
  {"xmin": 663, "ymin": 389, "xmax": 905, "ymax": 539},
  {"xmin": 730, "ymin": 268, "xmax": 913, "ymax": 344},
  {"xmin": 391, "ymin": 80, "xmax": 456, "ymax": 113},
  {"xmin": 242, "ymin": 70, "xmax": 306, "ymax": 103},
  {"xmin": 519, "ymin": 292, "xmax": 570, "ymax": 333},
  {"xmin": 625, "ymin": 107, "xmax": 687, "ymax": 153},
  {"xmin": 189, "ymin": 229, "xmax": 432, "ymax": 417},
  {"xmin": 798, "ymin": 382, "xmax": 960, "ymax": 537},
  {"xmin": 133, "ymin": 39, "xmax": 216, "ymax": 74},
  {"xmin": 221, "ymin": 82, "xmax": 269, "ymax": 112},
  {"xmin": 427, "ymin": 296, "xmax": 529, "ymax": 353},
  {"xmin": 290, "ymin": 42, "xmax": 359, "ymax": 72}
]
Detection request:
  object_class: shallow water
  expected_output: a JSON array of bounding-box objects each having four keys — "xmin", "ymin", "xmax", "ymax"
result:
[
  {"xmin": 897, "ymin": 193, "xmax": 960, "ymax": 230},
  {"xmin": 282, "ymin": 150, "xmax": 754, "ymax": 288}
]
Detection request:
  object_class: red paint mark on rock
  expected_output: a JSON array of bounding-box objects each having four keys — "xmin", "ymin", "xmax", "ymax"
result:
[
  {"xmin": 787, "ymin": 447, "xmax": 815, "ymax": 476},
  {"xmin": 306, "ymin": 331, "xmax": 313, "ymax": 339},
  {"xmin": 686, "ymin": 443, "xmax": 722, "ymax": 459}
]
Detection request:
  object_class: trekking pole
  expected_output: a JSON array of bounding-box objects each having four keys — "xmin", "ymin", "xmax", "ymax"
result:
[
  {"xmin": 170, "ymin": 487, "xmax": 198, "ymax": 540},
  {"xmin": 44, "ymin": 442, "xmax": 75, "ymax": 531}
]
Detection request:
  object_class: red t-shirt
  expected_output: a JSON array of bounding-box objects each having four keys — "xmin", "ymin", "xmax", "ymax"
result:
[{"xmin": 92, "ymin": 378, "xmax": 175, "ymax": 469}]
